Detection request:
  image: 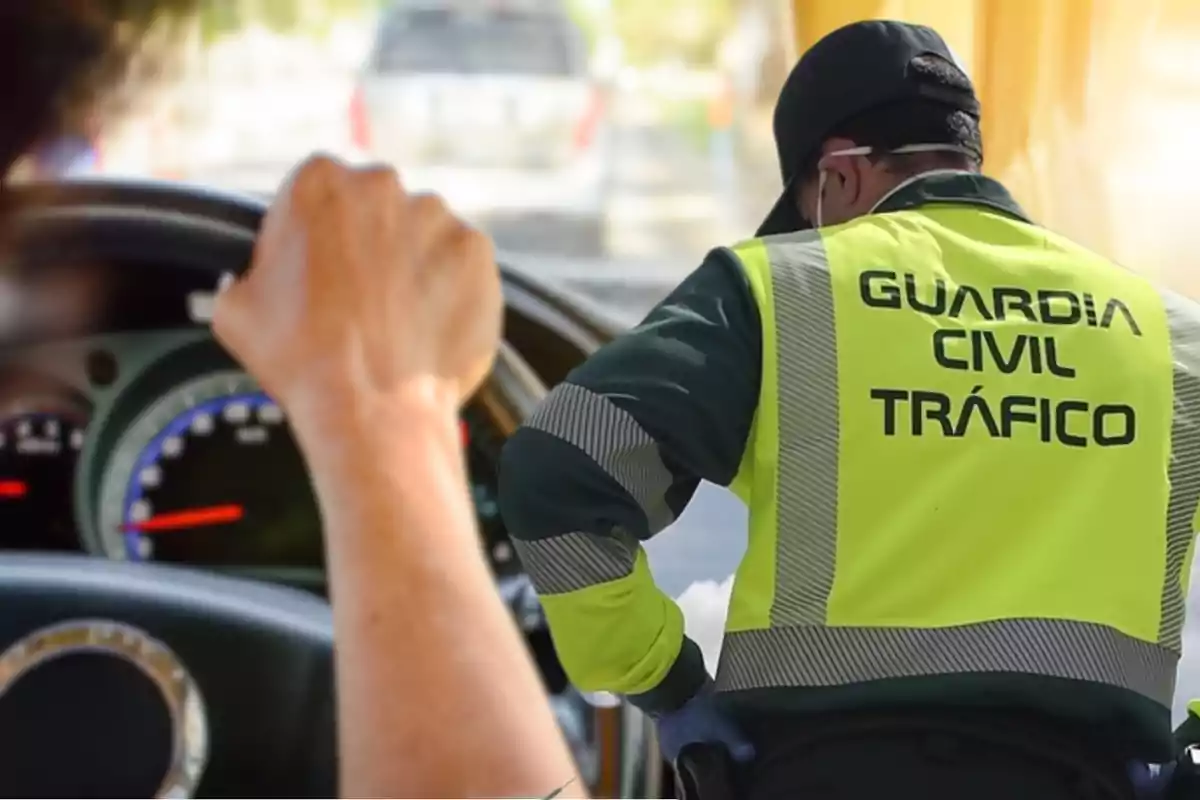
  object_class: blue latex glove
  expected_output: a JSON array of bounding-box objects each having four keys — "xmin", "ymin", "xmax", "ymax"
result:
[
  {"xmin": 1129, "ymin": 761, "xmax": 1176, "ymax": 799},
  {"xmin": 651, "ymin": 686, "xmax": 756, "ymax": 764}
]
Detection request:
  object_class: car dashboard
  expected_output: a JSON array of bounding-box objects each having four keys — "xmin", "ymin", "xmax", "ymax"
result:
[
  {"xmin": 0, "ymin": 263, "xmax": 586, "ymax": 787},
  {"xmin": 0, "ymin": 179, "xmax": 663, "ymax": 799},
  {"xmin": 0, "ymin": 271, "xmax": 518, "ymax": 593}
]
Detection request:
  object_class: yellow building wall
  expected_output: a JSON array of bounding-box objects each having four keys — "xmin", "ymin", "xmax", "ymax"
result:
[{"xmin": 788, "ymin": 0, "xmax": 1200, "ymax": 294}]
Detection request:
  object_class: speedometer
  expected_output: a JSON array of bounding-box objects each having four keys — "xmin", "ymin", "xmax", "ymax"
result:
[
  {"xmin": 0, "ymin": 408, "xmax": 87, "ymax": 551},
  {"xmin": 94, "ymin": 371, "xmax": 322, "ymax": 568}
]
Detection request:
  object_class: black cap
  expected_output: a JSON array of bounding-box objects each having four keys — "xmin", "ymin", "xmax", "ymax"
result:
[{"xmin": 756, "ymin": 20, "xmax": 980, "ymax": 237}]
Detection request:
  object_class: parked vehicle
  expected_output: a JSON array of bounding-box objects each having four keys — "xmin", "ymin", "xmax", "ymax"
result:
[{"xmin": 352, "ymin": 0, "xmax": 614, "ymax": 256}]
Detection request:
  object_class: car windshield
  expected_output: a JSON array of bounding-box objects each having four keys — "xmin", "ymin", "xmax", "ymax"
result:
[
  {"xmin": 70, "ymin": 0, "xmax": 783, "ymax": 324},
  {"xmin": 10, "ymin": 0, "xmax": 1200, "ymax": 728}
]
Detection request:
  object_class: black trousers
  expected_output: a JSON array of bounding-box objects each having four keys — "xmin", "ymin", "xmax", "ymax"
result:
[{"xmin": 722, "ymin": 708, "xmax": 1139, "ymax": 800}]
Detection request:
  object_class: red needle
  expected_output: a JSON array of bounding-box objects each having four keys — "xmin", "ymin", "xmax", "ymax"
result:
[
  {"xmin": 122, "ymin": 503, "xmax": 244, "ymax": 533},
  {"xmin": 0, "ymin": 480, "xmax": 27, "ymax": 499}
]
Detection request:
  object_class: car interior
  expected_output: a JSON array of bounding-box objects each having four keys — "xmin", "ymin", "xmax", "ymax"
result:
[{"xmin": 0, "ymin": 179, "xmax": 666, "ymax": 799}]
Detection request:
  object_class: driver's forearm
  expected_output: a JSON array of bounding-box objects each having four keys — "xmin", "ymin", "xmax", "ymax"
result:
[{"xmin": 295, "ymin": 392, "xmax": 583, "ymax": 799}]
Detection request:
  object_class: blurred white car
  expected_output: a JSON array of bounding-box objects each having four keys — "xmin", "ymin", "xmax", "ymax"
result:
[{"xmin": 352, "ymin": 0, "xmax": 614, "ymax": 256}]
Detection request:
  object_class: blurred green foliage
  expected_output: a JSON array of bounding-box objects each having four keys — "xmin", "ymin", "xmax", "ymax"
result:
[
  {"xmin": 611, "ymin": 0, "xmax": 734, "ymax": 67},
  {"xmin": 195, "ymin": 0, "xmax": 736, "ymax": 67},
  {"xmin": 197, "ymin": 0, "xmax": 380, "ymax": 42},
  {"xmin": 667, "ymin": 98, "xmax": 714, "ymax": 150},
  {"xmin": 562, "ymin": 0, "xmax": 603, "ymax": 51}
]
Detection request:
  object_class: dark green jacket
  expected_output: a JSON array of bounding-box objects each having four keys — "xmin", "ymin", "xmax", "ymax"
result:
[{"xmin": 499, "ymin": 173, "xmax": 1176, "ymax": 761}]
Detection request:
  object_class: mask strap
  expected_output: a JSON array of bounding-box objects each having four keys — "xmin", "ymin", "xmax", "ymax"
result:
[{"xmin": 889, "ymin": 144, "xmax": 974, "ymax": 157}]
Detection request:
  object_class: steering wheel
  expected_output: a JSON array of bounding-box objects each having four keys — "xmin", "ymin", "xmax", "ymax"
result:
[
  {"xmin": 0, "ymin": 555, "xmax": 335, "ymax": 798},
  {"xmin": 0, "ymin": 181, "xmax": 345, "ymax": 798}
]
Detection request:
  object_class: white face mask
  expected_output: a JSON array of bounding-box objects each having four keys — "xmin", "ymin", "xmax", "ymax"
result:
[{"xmin": 813, "ymin": 143, "xmax": 975, "ymax": 228}]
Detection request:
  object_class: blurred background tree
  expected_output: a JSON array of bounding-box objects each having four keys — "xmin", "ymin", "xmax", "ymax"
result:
[
  {"xmin": 612, "ymin": 0, "xmax": 735, "ymax": 66},
  {"xmin": 197, "ymin": 0, "xmax": 379, "ymax": 42}
]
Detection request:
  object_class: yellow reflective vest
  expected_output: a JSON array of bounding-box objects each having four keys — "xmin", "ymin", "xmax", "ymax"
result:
[{"xmin": 722, "ymin": 191, "xmax": 1200, "ymax": 754}]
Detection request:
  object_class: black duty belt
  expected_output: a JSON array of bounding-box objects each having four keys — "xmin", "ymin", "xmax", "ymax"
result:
[
  {"xmin": 1165, "ymin": 746, "xmax": 1200, "ymax": 799},
  {"xmin": 673, "ymin": 710, "xmax": 1136, "ymax": 800},
  {"xmin": 673, "ymin": 743, "xmax": 736, "ymax": 800}
]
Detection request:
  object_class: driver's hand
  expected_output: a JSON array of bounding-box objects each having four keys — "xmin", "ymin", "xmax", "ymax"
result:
[{"xmin": 212, "ymin": 153, "xmax": 501, "ymax": 427}]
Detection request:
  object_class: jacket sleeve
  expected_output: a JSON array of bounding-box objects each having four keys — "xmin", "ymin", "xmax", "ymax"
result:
[
  {"xmin": 1176, "ymin": 699, "xmax": 1200, "ymax": 749},
  {"xmin": 498, "ymin": 247, "xmax": 762, "ymax": 715}
]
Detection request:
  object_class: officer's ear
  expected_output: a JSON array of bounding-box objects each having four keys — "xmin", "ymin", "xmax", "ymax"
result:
[{"xmin": 815, "ymin": 138, "xmax": 866, "ymax": 206}]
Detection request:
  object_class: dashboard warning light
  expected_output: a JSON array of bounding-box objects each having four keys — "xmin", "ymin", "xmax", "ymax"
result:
[{"xmin": 0, "ymin": 480, "xmax": 28, "ymax": 499}]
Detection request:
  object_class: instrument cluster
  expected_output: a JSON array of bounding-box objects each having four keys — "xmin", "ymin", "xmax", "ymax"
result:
[{"xmin": 0, "ymin": 327, "xmax": 517, "ymax": 592}]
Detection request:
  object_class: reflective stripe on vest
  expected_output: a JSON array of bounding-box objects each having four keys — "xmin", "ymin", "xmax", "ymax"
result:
[{"xmin": 720, "ymin": 208, "xmax": 1200, "ymax": 708}]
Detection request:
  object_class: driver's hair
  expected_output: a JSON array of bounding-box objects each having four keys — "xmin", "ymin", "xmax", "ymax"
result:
[
  {"xmin": 0, "ymin": 0, "xmax": 199, "ymax": 181},
  {"xmin": 0, "ymin": 2, "xmax": 201, "ymax": 349}
]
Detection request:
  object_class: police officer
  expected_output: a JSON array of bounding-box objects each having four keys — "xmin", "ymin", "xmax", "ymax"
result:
[{"xmin": 498, "ymin": 19, "xmax": 1200, "ymax": 800}]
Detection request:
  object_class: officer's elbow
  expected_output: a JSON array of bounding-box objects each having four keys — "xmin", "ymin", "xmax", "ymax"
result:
[{"xmin": 497, "ymin": 426, "xmax": 558, "ymax": 539}]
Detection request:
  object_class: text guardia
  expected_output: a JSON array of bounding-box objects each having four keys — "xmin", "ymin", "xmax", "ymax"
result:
[{"xmin": 859, "ymin": 270, "xmax": 1141, "ymax": 447}]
